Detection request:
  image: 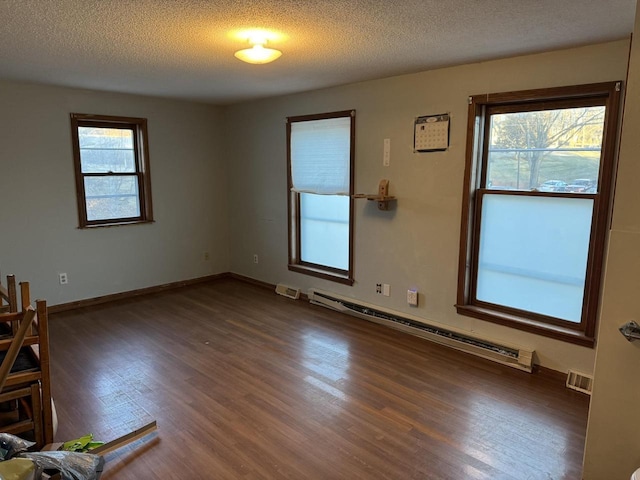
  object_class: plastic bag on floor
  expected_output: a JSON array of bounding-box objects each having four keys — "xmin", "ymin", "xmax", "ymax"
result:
[
  {"xmin": 0, "ymin": 433, "xmax": 35, "ymax": 461},
  {"xmin": 19, "ymin": 451, "xmax": 104, "ymax": 480}
]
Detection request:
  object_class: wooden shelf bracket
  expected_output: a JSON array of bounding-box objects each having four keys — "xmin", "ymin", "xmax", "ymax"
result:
[{"xmin": 353, "ymin": 179, "xmax": 396, "ymax": 210}]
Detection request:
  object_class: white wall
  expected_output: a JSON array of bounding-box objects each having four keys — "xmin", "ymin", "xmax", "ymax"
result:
[
  {"xmin": 0, "ymin": 80, "xmax": 230, "ymax": 305},
  {"xmin": 224, "ymin": 40, "xmax": 629, "ymax": 373},
  {"xmin": 583, "ymin": 5, "xmax": 640, "ymax": 479},
  {"xmin": 0, "ymin": 40, "xmax": 630, "ymax": 375}
]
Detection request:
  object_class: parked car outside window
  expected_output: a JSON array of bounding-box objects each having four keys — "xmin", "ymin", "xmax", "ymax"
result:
[
  {"xmin": 538, "ymin": 180, "xmax": 567, "ymax": 192},
  {"xmin": 566, "ymin": 178, "xmax": 595, "ymax": 193}
]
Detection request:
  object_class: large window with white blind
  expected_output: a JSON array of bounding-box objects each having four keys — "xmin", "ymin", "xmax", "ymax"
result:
[
  {"xmin": 456, "ymin": 82, "xmax": 621, "ymax": 346},
  {"xmin": 287, "ymin": 110, "xmax": 355, "ymax": 285}
]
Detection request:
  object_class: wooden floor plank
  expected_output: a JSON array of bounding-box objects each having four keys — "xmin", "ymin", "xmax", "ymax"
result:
[{"xmin": 48, "ymin": 278, "xmax": 589, "ymax": 479}]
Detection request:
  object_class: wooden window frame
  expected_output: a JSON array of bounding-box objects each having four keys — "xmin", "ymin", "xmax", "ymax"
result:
[
  {"xmin": 286, "ymin": 110, "xmax": 356, "ymax": 285},
  {"xmin": 456, "ymin": 82, "xmax": 622, "ymax": 347},
  {"xmin": 70, "ymin": 113, "xmax": 153, "ymax": 228}
]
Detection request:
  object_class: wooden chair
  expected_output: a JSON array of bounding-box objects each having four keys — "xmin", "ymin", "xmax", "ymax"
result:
[{"xmin": 0, "ymin": 280, "xmax": 53, "ymax": 447}]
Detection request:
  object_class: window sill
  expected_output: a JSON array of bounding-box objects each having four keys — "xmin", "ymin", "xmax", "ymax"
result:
[
  {"xmin": 288, "ymin": 264, "xmax": 354, "ymax": 286},
  {"xmin": 455, "ymin": 304, "xmax": 595, "ymax": 348},
  {"xmin": 79, "ymin": 219, "xmax": 155, "ymax": 229}
]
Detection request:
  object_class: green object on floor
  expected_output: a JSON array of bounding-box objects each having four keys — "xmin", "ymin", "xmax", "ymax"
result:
[{"xmin": 61, "ymin": 434, "xmax": 104, "ymax": 453}]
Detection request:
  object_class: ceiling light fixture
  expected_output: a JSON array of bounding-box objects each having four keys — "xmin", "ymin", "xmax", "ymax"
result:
[{"xmin": 234, "ymin": 38, "xmax": 282, "ymax": 64}]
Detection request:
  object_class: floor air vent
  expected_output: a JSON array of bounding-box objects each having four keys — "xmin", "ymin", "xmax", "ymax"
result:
[
  {"xmin": 566, "ymin": 370, "xmax": 593, "ymax": 395},
  {"xmin": 275, "ymin": 284, "xmax": 300, "ymax": 300},
  {"xmin": 309, "ymin": 289, "xmax": 534, "ymax": 373}
]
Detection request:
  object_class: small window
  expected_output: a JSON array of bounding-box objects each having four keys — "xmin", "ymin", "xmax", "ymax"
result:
[
  {"xmin": 287, "ymin": 110, "xmax": 355, "ymax": 285},
  {"xmin": 456, "ymin": 82, "xmax": 621, "ymax": 346},
  {"xmin": 70, "ymin": 114, "xmax": 153, "ymax": 228}
]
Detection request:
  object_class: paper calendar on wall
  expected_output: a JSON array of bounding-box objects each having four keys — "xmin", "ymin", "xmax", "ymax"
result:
[{"xmin": 414, "ymin": 113, "xmax": 450, "ymax": 152}]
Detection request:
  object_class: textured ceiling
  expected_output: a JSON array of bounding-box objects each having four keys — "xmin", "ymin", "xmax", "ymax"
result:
[{"xmin": 0, "ymin": 0, "xmax": 636, "ymax": 105}]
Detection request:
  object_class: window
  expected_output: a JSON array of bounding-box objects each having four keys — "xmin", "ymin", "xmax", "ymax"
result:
[
  {"xmin": 70, "ymin": 114, "xmax": 153, "ymax": 228},
  {"xmin": 456, "ymin": 82, "xmax": 621, "ymax": 346},
  {"xmin": 287, "ymin": 110, "xmax": 355, "ymax": 285}
]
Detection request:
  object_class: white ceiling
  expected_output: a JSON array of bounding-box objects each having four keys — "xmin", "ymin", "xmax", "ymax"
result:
[{"xmin": 0, "ymin": 0, "xmax": 636, "ymax": 105}]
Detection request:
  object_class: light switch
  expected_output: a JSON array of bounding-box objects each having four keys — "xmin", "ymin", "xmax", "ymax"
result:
[{"xmin": 383, "ymin": 138, "xmax": 390, "ymax": 166}]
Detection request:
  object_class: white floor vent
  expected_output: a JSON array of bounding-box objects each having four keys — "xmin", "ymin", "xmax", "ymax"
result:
[
  {"xmin": 275, "ymin": 284, "xmax": 300, "ymax": 300},
  {"xmin": 308, "ymin": 289, "xmax": 534, "ymax": 373},
  {"xmin": 566, "ymin": 370, "xmax": 593, "ymax": 395}
]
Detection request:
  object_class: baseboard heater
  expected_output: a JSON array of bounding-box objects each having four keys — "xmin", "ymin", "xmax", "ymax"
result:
[{"xmin": 308, "ymin": 289, "xmax": 534, "ymax": 373}]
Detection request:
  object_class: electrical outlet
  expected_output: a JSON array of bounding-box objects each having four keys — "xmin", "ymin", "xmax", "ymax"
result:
[
  {"xmin": 58, "ymin": 273, "xmax": 68, "ymax": 285},
  {"xmin": 407, "ymin": 288, "xmax": 418, "ymax": 306},
  {"xmin": 253, "ymin": 254, "xmax": 259, "ymax": 264},
  {"xmin": 376, "ymin": 283, "xmax": 382, "ymax": 294}
]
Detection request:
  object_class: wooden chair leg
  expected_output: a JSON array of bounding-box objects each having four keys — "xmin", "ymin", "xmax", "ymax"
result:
[
  {"xmin": 20, "ymin": 282, "xmax": 35, "ymax": 336},
  {"xmin": 8, "ymin": 275, "xmax": 17, "ymax": 335},
  {"xmin": 37, "ymin": 299, "xmax": 54, "ymax": 444},
  {"xmin": 31, "ymin": 383, "xmax": 43, "ymax": 448},
  {"xmin": 0, "ymin": 271, "xmax": 7, "ymax": 314},
  {"xmin": 20, "ymin": 282, "xmax": 30, "ymax": 313},
  {"xmin": 7, "ymin": 275, "xmax": 17, "ymax": 314}
]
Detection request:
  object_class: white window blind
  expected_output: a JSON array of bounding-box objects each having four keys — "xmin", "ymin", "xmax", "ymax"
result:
[{"xmin": 290, "ymin": 116, "xmax": 351, "ymax": 195}]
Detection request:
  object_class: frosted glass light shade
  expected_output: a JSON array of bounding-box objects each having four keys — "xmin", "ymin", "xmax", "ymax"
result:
[{"xmin": 234, "ymin": 44, "xmax": 282, "ymax": 64}]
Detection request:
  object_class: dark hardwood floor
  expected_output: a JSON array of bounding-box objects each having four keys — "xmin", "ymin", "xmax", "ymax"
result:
[{"xmin": 48, "ymin": 278, "xmax": 589, "ymax": 479}]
